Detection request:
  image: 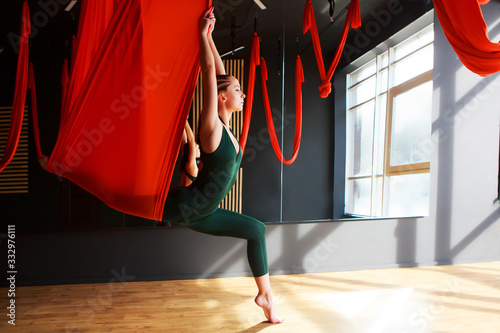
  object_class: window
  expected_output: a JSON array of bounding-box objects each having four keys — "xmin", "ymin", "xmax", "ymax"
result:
[{"xmin": 345, "ymin": 25, "xmax": 433, "ymax": 217}]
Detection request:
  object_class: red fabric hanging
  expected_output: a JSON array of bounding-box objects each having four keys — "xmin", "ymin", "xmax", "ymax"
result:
[
  {"xmin": 0, "ymin": 1, "xmax": 30, "ymax": 173},
  {"xmin": 63, "ymin": 0, "xmax": 116, "ymax": 126},
  {"xmin": 433, "ymin": 0, "xmax": 500, "ymax": 76},
  {"xmin": 260, "ymin": 55, "xmax": 304, "ymax": 165},
  {"xmin": 239, "ymin": 32, "xmax": 260, "ymax": 153},
  {"xmin": 239, "ymin": 32, "xmax": 304, "ymax": 164},
  {"xmin": 31, "ymin": 0, "xmax": 210, "ymax": 220},
  {"xmin": 28, "ymin": 63, "xmax": 45, "ymax": 165},
  {"xmin": 303, "ymin": 0, "xmax": 361, "ymax": 98}
]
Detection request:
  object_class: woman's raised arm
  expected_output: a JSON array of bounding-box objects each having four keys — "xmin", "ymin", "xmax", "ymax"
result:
[
  {"xmin": 198, "ymin": 7, "xmax": 223, "ymax": 153},
  {"xmin": 209, "ymin": 33, "xmax": 226, "ymax": 75}
]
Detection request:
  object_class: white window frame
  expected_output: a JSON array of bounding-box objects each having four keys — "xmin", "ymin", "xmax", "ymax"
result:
[{"xmin": 345, "ymin": 24, "xmax": 433, "ymax": 218}]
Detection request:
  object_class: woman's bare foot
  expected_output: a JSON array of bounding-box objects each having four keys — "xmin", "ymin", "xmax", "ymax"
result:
[{"xmin": 255, "ymin": 294, "xmax": 283, "ymax": 323}]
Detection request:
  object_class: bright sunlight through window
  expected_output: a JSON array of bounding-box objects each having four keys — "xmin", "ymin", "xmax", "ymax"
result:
[{"xmin": 345, "ymin": 25, "xmax": 433, "ymax": 218}]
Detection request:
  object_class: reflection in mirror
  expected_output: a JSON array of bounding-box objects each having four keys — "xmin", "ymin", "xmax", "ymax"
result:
[{"xmin": 0, "ymin": 1, "xmax": 436, "ymax": 232}]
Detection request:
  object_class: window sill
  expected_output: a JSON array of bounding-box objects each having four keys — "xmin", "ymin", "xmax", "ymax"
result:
[{"xmin": 263, "ymin": 215, "xmax": 426, "ymax": 225}]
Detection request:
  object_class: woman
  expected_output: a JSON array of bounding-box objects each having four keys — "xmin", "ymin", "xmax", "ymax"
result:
[{"xmin": 163, "ymin": 7, "xmax": 282, "ymax": 324}]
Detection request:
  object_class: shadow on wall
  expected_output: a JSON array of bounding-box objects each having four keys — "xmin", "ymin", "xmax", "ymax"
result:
[{"xmin": 432, "ymin": 7, "xmax": 500, "ymax": 265}]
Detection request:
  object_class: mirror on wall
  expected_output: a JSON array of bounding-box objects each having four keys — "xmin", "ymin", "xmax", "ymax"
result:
[{"xmin": 0, "ymin": 0, "xmax": 434, "ymax": 231}]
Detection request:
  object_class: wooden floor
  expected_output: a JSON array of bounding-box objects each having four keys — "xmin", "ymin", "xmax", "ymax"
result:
[{"xmin": 2, "ymin": 262, "xmax": 500, "ymax": 332}]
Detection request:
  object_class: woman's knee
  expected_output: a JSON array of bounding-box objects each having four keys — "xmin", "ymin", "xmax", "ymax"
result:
[
  {"xmin": 248, "ymin": 219, "xmax": 266, "ymax": 242},
  {"xmin": 256, "ymin": 220, "xmax": 266, "ymax": 236}
]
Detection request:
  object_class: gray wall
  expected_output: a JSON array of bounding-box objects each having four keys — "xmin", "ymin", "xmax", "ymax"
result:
[{"xmin": 5, "ymin": 6, "xmax": 500, "ymax": 286}]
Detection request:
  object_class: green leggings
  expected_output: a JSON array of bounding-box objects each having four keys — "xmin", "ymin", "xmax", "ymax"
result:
[{"xmin": 187, "ymin": 208, "xmax": 268, "ymax": 277}]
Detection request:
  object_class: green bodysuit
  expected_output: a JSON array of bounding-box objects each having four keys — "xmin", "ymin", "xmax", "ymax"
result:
[{"xmin": 163, "ymin": 126, "xmax": 268, "ymax": 277}]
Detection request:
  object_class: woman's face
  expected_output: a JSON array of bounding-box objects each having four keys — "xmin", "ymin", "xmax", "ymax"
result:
[{"xmin": 221, "ymin": 77, "xmax": 246, "ymax": 111}]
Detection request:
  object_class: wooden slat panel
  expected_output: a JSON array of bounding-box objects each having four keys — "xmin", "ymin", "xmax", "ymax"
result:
[
  {"xmin": 0, "ymin": 106, "xmax": 29, "ymax": 194},
  {"xmin": 189, "ymin": 59, "xmax": 244, "ymax": 213}
]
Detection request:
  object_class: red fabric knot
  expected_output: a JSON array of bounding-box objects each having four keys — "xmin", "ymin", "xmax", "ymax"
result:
[{"xmin": 319, "ymin": 80, "xmax": 331, "ymax": 98}]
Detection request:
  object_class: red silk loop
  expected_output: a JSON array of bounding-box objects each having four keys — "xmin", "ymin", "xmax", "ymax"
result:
[
  {"xmin": 240, "ymin": 32, "xmax": 303, "ymax": 164},
  {"xmin": 260, "ymin": 56, "xmax": 303, "ymax": 165}
]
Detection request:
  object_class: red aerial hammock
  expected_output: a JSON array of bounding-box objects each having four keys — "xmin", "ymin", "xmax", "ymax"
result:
[
  {"xmin": 239, "ymin": 32, "xmax": 304, "ymax": 165},
  {"xmin": 433, "ymin": 0, "xmax": 500, "ymax": 76},
  {"xmin": 28, "ymin": 0, "xmax": 211, "ymax": 220},
  {"xmin": 0, "ymin": 1, "xmax": 30, "ymax": 173},
  {"xmin": 302, "ymin": 0, "xmax": 361, "ymax": 98},
  {"xmin": 260, "ymin": 55, "xmax": 304, "ymax": 165}
]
